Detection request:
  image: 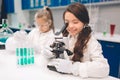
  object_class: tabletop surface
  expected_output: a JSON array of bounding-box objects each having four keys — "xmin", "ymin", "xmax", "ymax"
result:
[
  {"xmin": 0, "ymin": 50, "xmax": 119, "ymax": 80},
  {"xmin": 93, "ymin": 32, "xmax": 120, "ymax": 43}
]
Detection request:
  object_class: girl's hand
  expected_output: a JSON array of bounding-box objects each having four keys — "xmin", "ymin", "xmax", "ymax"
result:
[{"xmin": 49, "ymin": 58, "xmax": 73, "ymax": 74}]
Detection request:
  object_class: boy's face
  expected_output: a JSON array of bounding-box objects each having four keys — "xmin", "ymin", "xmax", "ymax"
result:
[{"xmin": 35, "ymin": 17, "xmax": 50, "ymax": 33}]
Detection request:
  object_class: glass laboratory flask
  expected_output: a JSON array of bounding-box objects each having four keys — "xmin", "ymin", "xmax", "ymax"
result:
[{"xmin": 0, "ymin": 19, "xmax": 13, "ymax": 43}]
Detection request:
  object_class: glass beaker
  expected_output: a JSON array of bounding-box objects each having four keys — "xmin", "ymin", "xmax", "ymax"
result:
[
  {"xmin": 110, "ymin": 24, "xmax": 115, "ymax": 36},
  {"xmin": 0, "ymin": 19, "xmax": 13, "ymax": 43}
]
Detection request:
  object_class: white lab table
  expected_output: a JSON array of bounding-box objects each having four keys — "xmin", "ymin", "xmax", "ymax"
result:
[
  {"xmin": 93, "ymin": 32, "xmax": 120, "ymax": 43},
  {"xmin": 0, "ymin": 50, "xmax": 119, "ymax": 80}
]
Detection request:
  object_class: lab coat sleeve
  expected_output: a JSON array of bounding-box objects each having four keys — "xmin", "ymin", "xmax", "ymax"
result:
[
  {"xmin": 71, "ymin": 36, "xmax": 110, "ymax": 78},
  {"xmin": 27, "ymin": 29, "xmax": 55, "ymax": 53},
  {"xmin": 44, "ymin": 33, "xmax": 55, "ymax": 46},
  {"xmin": 27, "ymin": 28, "xmax": 36, "ymax": 42}
]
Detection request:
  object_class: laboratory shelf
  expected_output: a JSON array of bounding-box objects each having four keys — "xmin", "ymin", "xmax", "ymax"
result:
[
  {"xmin": 4, "ymin": 0, "xmax": 15, "ymax": 13},
  {"xmin": 21, "ymin": 0, "xmax": 120, "ymax": 11},
  {"xmin": 94, "ymin": 32, "xmax": 120, "ymax": 43},
  {"xmin": 51, "ymin": 1, "xmax": 120, "ymax": 10},
  {"xmin": 85, "ymin": 0, "xmax": 120, "ymax": 6}
]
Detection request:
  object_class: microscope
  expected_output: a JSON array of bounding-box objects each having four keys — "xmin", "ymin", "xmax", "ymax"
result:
[{"xmin": 47, "ymin": 23, "xmax": 73, "ymax": 72}]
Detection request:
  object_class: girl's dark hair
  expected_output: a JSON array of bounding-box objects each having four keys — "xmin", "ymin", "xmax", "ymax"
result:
[{"xmin": 63, "ymin": 3, "xmax": 92, "ymax": 62}]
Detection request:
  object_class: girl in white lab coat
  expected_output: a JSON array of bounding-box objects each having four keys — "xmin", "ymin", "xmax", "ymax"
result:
[
  {"xmin": 43, "ymin": 3, "xmax": 110, "ymax": 78},
  {"xmin": 27, "ymin": 7, "xmax": 55, "ymax": 54}
]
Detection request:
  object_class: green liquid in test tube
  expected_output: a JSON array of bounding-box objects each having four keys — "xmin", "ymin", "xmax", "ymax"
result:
[
  {"xmin": 16, "ymin": 48, "xmax": 19, "ymax": 65},
  {"xmin": 103, "ymin": 32, "xmax": 107, "ymax": 36},
  {"xmin": 31, "ymin": 48, "xmax": 34, "ymax": 64},
  {"xmin": 27, "ymin": 48, "xmax": 31, "ymax": 64},
  {"xmin": 16, "ymin": 48, "xmax": 19, "ymax": 56},
  {"xmin": 20, "ymin": 48, "xmax": 24, "ymax": 65},
  {"xmin": 24, "ymin": 48, "xmax": 27, "ymax": 65},
  {"xmin": 18, "ymin": 23, "xmax": 22, "ymax": 30}
]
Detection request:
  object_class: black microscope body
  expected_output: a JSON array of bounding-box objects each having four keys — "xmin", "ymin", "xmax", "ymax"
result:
[{"xmin": 47, "ymin": 23, "xmax": 73, "ymax": 73}]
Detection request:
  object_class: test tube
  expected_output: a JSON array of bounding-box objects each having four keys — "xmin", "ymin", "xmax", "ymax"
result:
[
  {"xmin": 24, "ymin": 48, "xmax": 27, "ymax": 65},
  {"xmin": 16, "ymin": 48, "xmax": 19, "ymax": 65},
  {"xmin": 27, "ymin": 48, "xmax": 31, "ymax": 64},
  {"xmin": 20, "ymin": 48, "xmax": 24, "ymax": 65},
  {"xmin": 31, "ymin": 48, "xmax": 34, "ymax": 64}
]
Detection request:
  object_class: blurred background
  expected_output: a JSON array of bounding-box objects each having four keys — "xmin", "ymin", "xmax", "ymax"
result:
[
  {"xmin": 0, "ymin": 0, "xmax": 120, "ymax": 34},
  {"xmin": 0, "ymin": 0, "xmax": 120, "ymax": 78}
]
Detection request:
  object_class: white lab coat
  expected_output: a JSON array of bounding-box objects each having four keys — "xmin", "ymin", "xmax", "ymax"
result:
[
  {"xmin": 68, "ymin": 35, "xmax": 110, "ymax": 78},
  {"xmin": 5, "ymin": 30, "xmax": 28, "ymax": 53},
  {"xmin": 27, "ymin": 28, "xmax": 55, "ymax": 54}
]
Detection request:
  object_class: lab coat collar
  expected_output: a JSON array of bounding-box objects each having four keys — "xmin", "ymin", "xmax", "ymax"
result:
[
  {"xmin": 36, "ymin": 28, "xmax": 53, "ymax": 35},
  {"xmin": 68, "ymin": 34, "xmax": 78, "ymax": 40}
]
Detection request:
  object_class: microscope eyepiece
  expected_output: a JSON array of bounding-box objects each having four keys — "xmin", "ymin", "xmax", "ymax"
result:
[{"xmin": 55, "ymin": 23, "xmax": 68, "ymax": 35}]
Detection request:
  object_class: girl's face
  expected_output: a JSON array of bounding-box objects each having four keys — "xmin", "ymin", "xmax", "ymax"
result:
[
  {"xmin": 35, "ymin": 17, "xmax": 50, "ymax": 33},
  {"xmin": 64, "ymin": 12, "xmax": 84, "ymax": 37}
]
